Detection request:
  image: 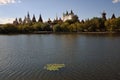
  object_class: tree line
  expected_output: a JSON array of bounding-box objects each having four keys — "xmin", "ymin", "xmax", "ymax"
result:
[{"xmin": 0, "ymin": 14, "xmax": 120, "ymax": 34}]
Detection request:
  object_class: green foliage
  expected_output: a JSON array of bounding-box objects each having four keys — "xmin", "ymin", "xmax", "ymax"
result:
[
  {"xmin": 3, "ymin": 24, "xmax": 18, "ymax": 33},
  {"xmin": 32, "ymin": 22, "xmax": 43, "ymax": 31},
  {"xmin": 77, "ymin": 22, "xmax": 84, "ymax": 32},
  {"xmin": 91, "ymin": 17, "xmax": 105, "ymax": 30},
  {"xmin": 53, "ymin": 24, "xmax": 61, "ymax": 32},
  {"xmin": 68, "ymin": 22, "xmax": 80, "ymax": 32},
  {"xmin": 61, "ymin": 22, "xmax": 70, "ymax": 32},
  {"xmin": 105, "ymin": 18, "xmax": 120, "ymax": 32},
  {"xmin": 82, "ymin": 17, "xmax": 106, "ymax": 32},
  {"xmin": 69, "ymin": 24, "xmax": 76, "ymax": 32},
  {"xmin": 1, "ymin": 15, "xmax": 120, "ymax": 34},
  {"xmin": 83, "ymin": 20, "xmax": 96, "ymax": 32},
  {"xmin": 41, "ymin": 23, "xmax": 51, "ymax": 31}
]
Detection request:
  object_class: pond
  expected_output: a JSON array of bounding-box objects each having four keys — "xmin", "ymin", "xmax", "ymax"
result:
[{"xmin": 0, "ymin": 33, "xmax": 120, "ymax": 80}]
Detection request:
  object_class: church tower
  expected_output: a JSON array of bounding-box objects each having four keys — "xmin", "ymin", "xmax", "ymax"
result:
[
  {"xmin": 13, "ymin": 18, "xmax": 18, "ymax": 25},
  {"xmin": 102, "ymin": 11, "xmax": 106, "ymax": 20},
  {"xmin": 38, "ymin": 14, "xmax": 43, "ymax": 23},
  {"xmin": 26, "ymin": 12, "xmax": 31, "ymax": 23},
  {"xmin": 111, "ymin": 13, "xmax": 116, "ymax": 19},
  {"xmin": 32, "ymin": 14, "xmax": 36, "ymax": 22}
]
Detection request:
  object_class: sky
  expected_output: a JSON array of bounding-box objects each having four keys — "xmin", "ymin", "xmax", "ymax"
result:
[{"xmin": 0, "ymin": 0, "xmax": 120, "ymax": 24}]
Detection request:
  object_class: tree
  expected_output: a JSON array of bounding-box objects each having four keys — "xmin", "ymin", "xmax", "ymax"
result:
[
  {"xmin": 41, "ymin": 23, "xmax": 51, "ymax": 31},
  {"xmin": 22, "ymin": 23, "xmax": 34, "ymax": 32},
  {"xmin": 116, "ymin": 17, "xmax": 120, "ymax": 30},
  {"xmin": 3, "ymin": 24, "xmax": 18, "ymax": 33},
  {"xmin": 105, "ymin": 19, "xmax": 117, "ymax": 31},
  {"xmin": 61, "ymin": 22, "xmax": 70, "ymax": 32},
  {"xmin": 32, "ymin": 22, "xmax": 43, "ymax": 31},
  {"xmin": 91, "ymin": 17, "xmax": 105, "ymax": 31},
  {"xmin": 69, "ymin": 23, "xmax": 77, "ymax": 32},
  {"xmin": 53, "ymin": 24, "xmax": 61, "ymax": 32},
  {"xmin": 77, "ymin": 22, "xmax": 85, "ymax": 32}
]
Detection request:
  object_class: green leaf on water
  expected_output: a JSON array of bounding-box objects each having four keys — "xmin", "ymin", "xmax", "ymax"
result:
[{"xmin": 44, "ymin": 64, "xmax": 65, "ymax": 71}]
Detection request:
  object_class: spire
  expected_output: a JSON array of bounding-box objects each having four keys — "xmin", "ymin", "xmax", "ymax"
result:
[
  {"xmin": 13, "ymin": 18, "xmax": 18, "ymax": 25},
  {"xmin": 56, "ymin": 14, "xmax": 58, "ymax": 20},
  {"xmin": 81, "ymin": 19, "xmax": 85, "ymax": 23},
  {"xmin": 66, "ymin": 11, "xmax": 68, "ymax": 15},
  {"xmin": 47, "ymin": 18, "xmax": 52, "ymax": 24},
  {"xmin": 26, "ymin": 12, "xmax": 31, "ymax": 23},
  {"xmin": 19, "ymin": 18, "xmax": 22, "ymax": 24},
  {"xmin": 63, "ymin": 13, "xmax": 65, "ymax": 17},
  {"xmin": 23, "ymin": 16, "xmax": 27, "ymax": 24},
  {"xmin": 59, "ymin": 17, "xmax": 62, "ymax": 21},
  {"xmin": 32, "ymin": 14, "xmax": 36, "ymax": 22},
  {"xmin": 111, "ymin": 13, "xmax": 116, "ymax": 19},
  {"xmin": 70, "ymin": 10, "xmax": 74, "ymax": 14},
  {"xmin": 38, "ymin": 14, "xmax": 43, "ymax": 22},
  {"xmin": 27, "ymin": 12, "xmax": 30, "ymax": 19},
  {"xmin": 15, "ymin": 18, "xmax": 18, "ymax": 22}
]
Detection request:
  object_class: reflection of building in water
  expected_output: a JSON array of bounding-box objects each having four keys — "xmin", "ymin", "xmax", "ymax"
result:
[{"xmin": 62, "ymin": 10, "xmax": 76, "ymax": 22}]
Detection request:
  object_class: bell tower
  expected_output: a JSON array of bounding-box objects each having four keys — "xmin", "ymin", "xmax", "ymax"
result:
[{"xmin": 102, "ymin": 11, "xmax": 106, "ymax": 20}]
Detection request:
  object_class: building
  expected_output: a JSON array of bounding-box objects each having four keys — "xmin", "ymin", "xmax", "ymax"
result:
[
  {"xmin": 62, "ymin": 10, "xmax": 75, "ymax": 22},
  {"xmin": 23, "ymin": 12, "xmax": 31, "ymax": 24},
  {"xmin": 13, "ymin": 12, "xmax": 43, "ymax": 24},
  {"xmin": 102, "ymin": 11, "xmax": 107, "ymax": 20}
]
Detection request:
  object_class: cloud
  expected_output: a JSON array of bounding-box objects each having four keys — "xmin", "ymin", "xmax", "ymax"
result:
[
  {"xmin": 112, "ymin": 0, "xmax": 120, "ymax": 3},
  {"xmin": 0, "ymin": 18, "xmax": 14, "ymax": 24},
  {"xmin": 0, "ymin": 0, "xmax": 21, "ymax": 5}
]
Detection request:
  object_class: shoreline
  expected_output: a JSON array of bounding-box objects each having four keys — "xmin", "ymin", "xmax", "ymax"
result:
[
  {"xmin": 0, "ymin": 31, "xmax": 120, "ymax": 35},
  {"xmin": 32, "ymin": 31, "xmax": 120, "ymax": 34}
]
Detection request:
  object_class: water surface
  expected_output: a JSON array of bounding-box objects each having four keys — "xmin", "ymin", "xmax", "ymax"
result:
[{"xmin": 0, "ymin": 34, "xmax": 120, "ymax": 80}]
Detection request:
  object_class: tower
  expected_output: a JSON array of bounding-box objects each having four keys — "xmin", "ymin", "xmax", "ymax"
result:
[
  {"xmin": 111, "ymin": 13, "xmax": 116, "ymax": 19},
  {"xmin": 102, "ymin": 11, "xmax": 106, "ymax": 20},
  {"xmin": 70, "ymin": 10, "xmax": 74, "ymax": 15},
  {"xmin": 23, "ymin": 16, "xmax": 27, "ymax": 24},
  {"xmin": 27, "ymin": 12, "xmax": 30, "ymax": 20},
  {"xmin": 38, "ymin": 14, "xmax": 43, "ymax": 23},
  {"xmin": 66, "ymin": 11, "xmax": 68, "ymax": 15},
  {"xmin": 32, "ymin": 14, "xmax": 36, "ymax": 22},
  {"xmin": 26, "ymin": 12, "xmax": 31, "ymax": 23},
  {"xmin": 19, "ymin": 18, "xmax": 22, "ymax": 24},
  {"xmin": 13, "ymin": 18, "xmax": 18, "ymax": 25}
]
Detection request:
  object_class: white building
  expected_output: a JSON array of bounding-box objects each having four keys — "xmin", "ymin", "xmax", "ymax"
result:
[{"xmin": 62, "ymin": 10, "xmax": 75, "ymax": 22}]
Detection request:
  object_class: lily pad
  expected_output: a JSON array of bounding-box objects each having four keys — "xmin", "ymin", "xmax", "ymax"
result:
[{"xmin": 44, "ymin": 64, "xmax": 65, "ymax": 71}]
